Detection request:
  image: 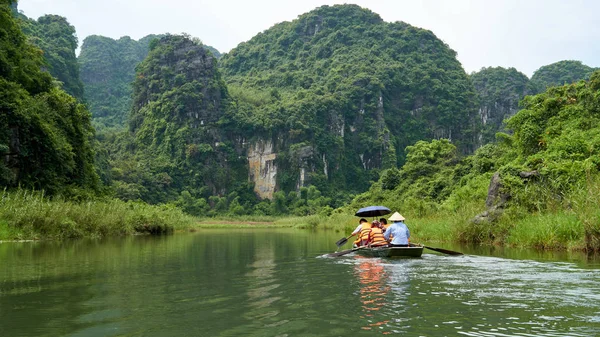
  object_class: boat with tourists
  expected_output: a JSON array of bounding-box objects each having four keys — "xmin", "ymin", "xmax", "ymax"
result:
[{"xmin": 326, "ymin": 205, "xmax": 463, "ymax": 258}]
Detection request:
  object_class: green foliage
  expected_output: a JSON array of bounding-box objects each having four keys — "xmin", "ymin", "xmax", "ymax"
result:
[
  {"xmin": 78, "ymin": 34, "xmax": 221, "ymax": 129},
  {"xmin": 17, "ymin": 13, "xmax": 85, "ymax": 100},
  {"xmin": 78, "ymin": 34, "xmax": 162, "ymax": 128},
  {"xmin": 100, "ymin": 34, "xmax": 255, "ymax": 215},
  {"xmin": 380, "ymin": 167, "xmax": 401, "ymax": 190},
  {"xmin": 1, "ymin": 0, "xmax": 98, "ymax": 195},
  {"xmin": 529, "ymin": 60, "xmax": 597, "ymax": 95}
]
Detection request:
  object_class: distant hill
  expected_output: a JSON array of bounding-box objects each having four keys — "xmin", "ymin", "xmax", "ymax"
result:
[
  {"xmin": 16, "ymin": 12, "xmax": 84, "ymax": 100},
  {"xmin": 78, "ymin": 35, "xmax": 162, "ymax": 129},
  {"xmin": 78, "ymin": 35, "xmax": 221, "ymax": 129},
  {"xmin": 529, "ymin": 60, "xmax": 597, "ymax": 94},
  {"xmin": 470, "ymin": 61, "xmax": 596, "ymax": 146}
]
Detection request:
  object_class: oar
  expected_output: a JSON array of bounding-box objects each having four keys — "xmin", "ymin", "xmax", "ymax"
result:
[
  {"xmin": 422, "ymin": 245, "xmax": 463, "ymax": 256},
  {"xmin": 335, "ymin": 235, "xmax": 352, "ymax": 247},
  {"xmin": 325, "ymin": 246, "xmax": 365, "ymax": 258}
]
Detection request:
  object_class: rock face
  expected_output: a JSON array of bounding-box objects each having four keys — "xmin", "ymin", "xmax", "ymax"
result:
[
  {"xmin": 473, "ymin": 172, "xmax": 509, "ymax": 224},
  {"xmin": 248, "ymin": 140, "xmax": 277, "ymax": 199},
  {"xmin": 470, "ymin": 67, "xmax": 530, "ymax": 146},
  {"xmin": 473, "ymin": 170, "xmax": 538, "ymax": 224}
]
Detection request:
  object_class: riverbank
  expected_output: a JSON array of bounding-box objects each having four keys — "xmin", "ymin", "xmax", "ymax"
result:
[
  {"xmin": 1, "ymin": 188, "xmax": 595, "ymax": 252},
  {"xmin": 0, "ymin": 189, "xmax": 196, "ymax": 240}
]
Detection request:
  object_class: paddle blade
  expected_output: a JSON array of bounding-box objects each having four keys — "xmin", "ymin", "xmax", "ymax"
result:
[
  {"xmin": 424, "ymin": 246, "xmax": 463, "ymax": 256},
  {"xmin": 335, "ymin": 237, "xmax": 348, "ymax": 247}
]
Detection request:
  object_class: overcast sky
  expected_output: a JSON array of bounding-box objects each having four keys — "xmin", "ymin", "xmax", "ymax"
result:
[{"xmin": 17, "ymin": 0, "xmax": 600, "ymax": 77}]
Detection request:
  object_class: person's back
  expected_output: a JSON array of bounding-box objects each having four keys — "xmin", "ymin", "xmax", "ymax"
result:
[
  {"xmin": 358, "ymin": 222, "xmax": 372, "ymax": 246},
  {"xmin": 384, "ymin": 212, "xmax": 410, "ymax": 246},
  {"xmin": 352, "ymin": 218, "xmax": 369, "ymax": 246},
  {"xmin": 385, "ymin": 222, "xmax": 409, "ymax": 245},
  {"xmin": 368, "ymin": 226, "xmax": 388, "ymax": 247}
]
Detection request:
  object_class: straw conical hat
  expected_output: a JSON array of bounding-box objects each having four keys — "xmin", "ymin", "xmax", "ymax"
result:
[{"xmin": 388, "ymin": 212, "xmax": 405, "ymax": 221}]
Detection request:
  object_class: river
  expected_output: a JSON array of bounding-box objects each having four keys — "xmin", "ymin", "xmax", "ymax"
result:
[{"xmin": 1, "ymin": 229, "xmax": 599, "ymax": 336}]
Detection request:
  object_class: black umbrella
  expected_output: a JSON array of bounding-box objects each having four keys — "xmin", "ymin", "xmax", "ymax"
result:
[{"xmin": 354, "ymin": 205, "xmax": 391, "ymax": 217}]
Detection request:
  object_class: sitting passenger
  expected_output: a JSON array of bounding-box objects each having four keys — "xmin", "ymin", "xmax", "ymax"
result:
[
  {"xmin": 384, "ymin": 212, "xmax": 410, "ymax": 247},
  {"xmin": 368, "ymin": 220, "xmax": 388, "ymax": 247},
  {"xmin": 351, "ymin": 218, "xmax": 370, "ymax": 246},
  {"xmin": 357, "ymin": 220, "xmax": 373, "ymax": 247},
  {"xmin": 379, "ymin": 218, "xmax": 389, "ymax": 231}
]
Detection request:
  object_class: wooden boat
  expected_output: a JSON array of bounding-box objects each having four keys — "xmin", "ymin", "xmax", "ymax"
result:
[{"xmin": 355, "ymin": 245, "xmax": 424, "ymax": 258}]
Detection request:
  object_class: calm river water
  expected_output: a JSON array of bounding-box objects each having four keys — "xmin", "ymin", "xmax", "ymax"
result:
[{"xmin": 1, "ymin": 229, "xmax": 600, "ymax": 336}]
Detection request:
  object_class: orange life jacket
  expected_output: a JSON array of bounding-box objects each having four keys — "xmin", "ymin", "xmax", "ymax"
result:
[
  {"xmin": 354, "ymin": 222, "xmax": 372, "ymax": 245},
  {"xmin": 368, "ymin": 227, "xmax": 387, "ymax": 247}
]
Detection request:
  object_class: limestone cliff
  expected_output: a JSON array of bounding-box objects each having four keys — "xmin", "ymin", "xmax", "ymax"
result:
[
  {"xmin": 123, "ymin": 34, "xmax": 247, "ymax": 201},
  {"xmin": 470, "ymin": 67, "xmax": 530, "ymax": 146},
  {"xmin": 248, "ymin": 140, "xmax": 277, "ymax": 199}
]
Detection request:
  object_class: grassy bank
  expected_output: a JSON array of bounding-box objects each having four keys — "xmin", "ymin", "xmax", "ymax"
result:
[
  {"xmin": 2, "ymin": 183, "xmax": 597, "ymax": 252},
  {"xmin": 0, "ymin": 189, "xmax": 196, "ymax": 240},
  {"xmin": 322, "ymin": 180, "xmax": 600, "ymax": 251}
]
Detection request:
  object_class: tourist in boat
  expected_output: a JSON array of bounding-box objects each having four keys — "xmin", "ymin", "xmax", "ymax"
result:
[
  {"xmin": 379, "ymin": 218, "xmax": 389, "ymax": 231},
  {"xmin": 351, "ymin": 218, "xmax": 370, "ymax": 247},
  {"xmin": 368, "ymin": 220, "xmax": 388, "ymax": 247},
  {"xmin": 384, "ymin": 212, "xmax": 410, "ymax": 247}
]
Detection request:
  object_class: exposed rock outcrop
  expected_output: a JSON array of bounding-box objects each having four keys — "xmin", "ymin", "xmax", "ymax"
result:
[
  {"xmin": 473, "ymin": 172, "xmax": 509, "ymax": 224},
  {"xmin": 248, "ymin": 140, "xmax": 277, "ymax": 199},
  {"xmin": 473, "ymin": 170, "xmax": 540, "ymax": 224}
]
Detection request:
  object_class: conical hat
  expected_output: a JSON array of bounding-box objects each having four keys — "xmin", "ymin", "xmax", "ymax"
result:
[{"xmin": 388, "ymin": 212, "xmax": 405, "ymax": 221}]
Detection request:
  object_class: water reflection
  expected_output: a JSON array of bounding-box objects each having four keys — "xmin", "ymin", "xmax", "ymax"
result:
[
  {"xmin": 354, "ymin": 256, "xmax": 390, "ymax": 331},
  {"xmin": 245, "ymin": 245, "xmax": 281, "ymax": 320}
]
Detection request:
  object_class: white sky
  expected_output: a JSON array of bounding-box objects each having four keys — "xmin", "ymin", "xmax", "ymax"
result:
[{"xmin": 17, "ymin": 0, "xmax": 600, "ymax": 77}]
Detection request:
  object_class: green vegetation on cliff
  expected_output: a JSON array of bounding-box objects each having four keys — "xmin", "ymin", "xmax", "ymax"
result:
[
  {"xmin": 15, "ymin": 12, "xmax": 85, "ymax": 100},
  {"xmin": 78, "ymin": 35, "xmax": 221, "ymax": 129},
  {"xmin": 79, "ymin": 34, "xmax": 162, "ymax": 128},
  {"xmin": 106, "ymin": 35, "xmax": 252, "ymax": 209},
  {"xmin": 220, "ymin": 4, "xmax": 479, "ymax": 197},
  {"xmin": 346, "ymin": 71, "xmax": 600, "ymax": 251}
]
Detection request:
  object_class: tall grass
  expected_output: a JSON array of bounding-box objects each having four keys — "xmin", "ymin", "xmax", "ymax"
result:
[
  {"xmin": 445, "ymin": 175, "xmax": 600, "ymax": 251},
  {"xmin": 503, "ymin": 212, "xmax": 584, "ymax": 249},
  {"xmin": 0, "ymin": 189, "xmax": 196, "ymax": 240}
]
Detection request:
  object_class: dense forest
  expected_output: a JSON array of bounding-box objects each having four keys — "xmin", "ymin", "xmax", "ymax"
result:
[
  {"xmin": 2, "ymin": 0, "xmax": 600, "ymax": 248},
  {"xmin": 1, "ymin": 0, "xmax": 97, "ymax": 196}
]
